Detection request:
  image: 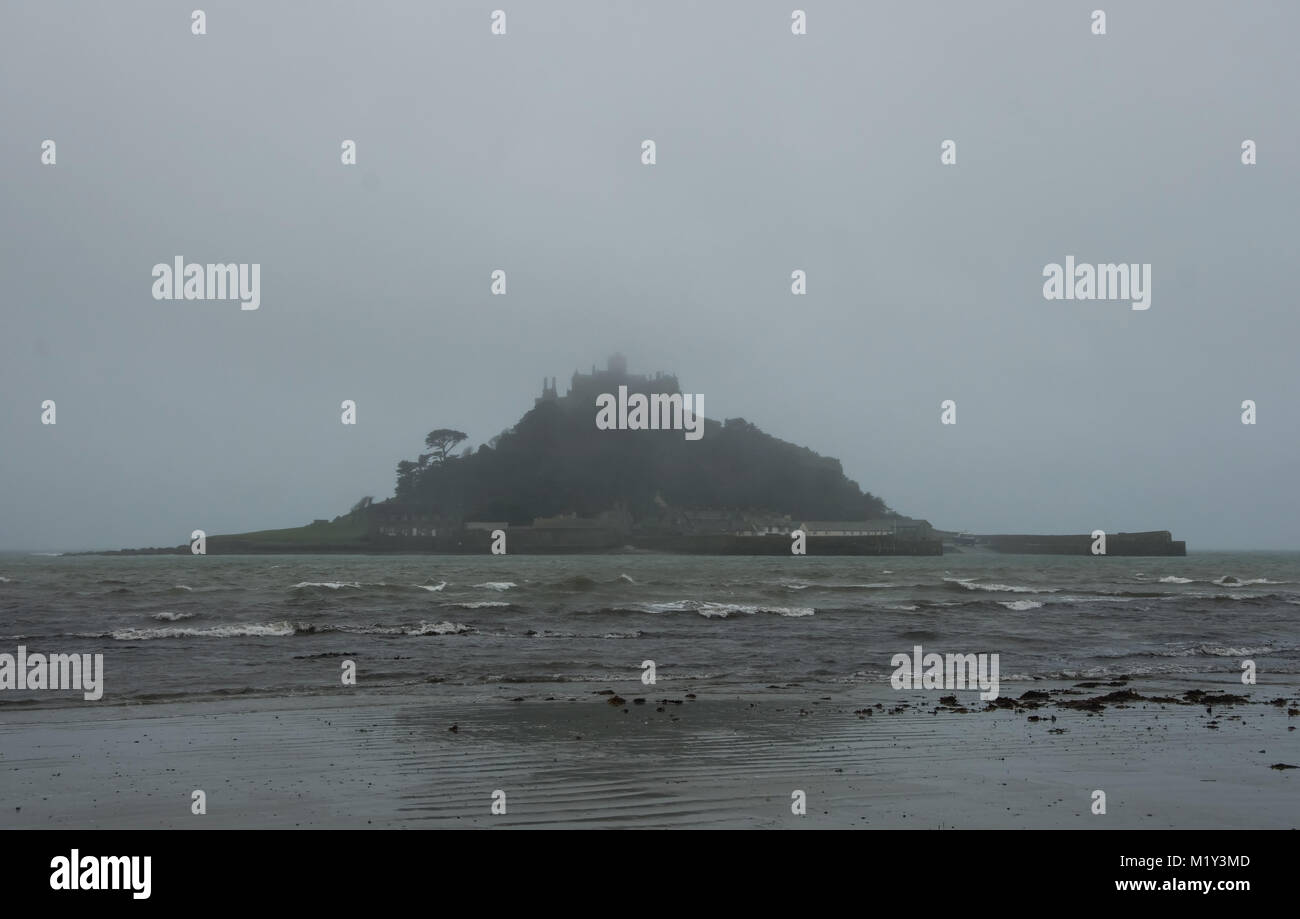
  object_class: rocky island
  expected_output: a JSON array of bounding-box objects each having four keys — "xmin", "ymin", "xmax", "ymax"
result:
[{"xmin": 103, "ymin": 356, "xmax": 1184, "ymax": 557}]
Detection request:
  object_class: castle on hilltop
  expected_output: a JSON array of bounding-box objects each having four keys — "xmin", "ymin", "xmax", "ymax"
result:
[{"xmin": 535, "ymin": 353, "xmax": 681, "ymax": 407}]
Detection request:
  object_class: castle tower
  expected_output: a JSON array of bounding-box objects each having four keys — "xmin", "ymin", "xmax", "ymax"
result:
[{"xmin": 535, "ymin": 376, "xmax": 559, "ymax": 405}]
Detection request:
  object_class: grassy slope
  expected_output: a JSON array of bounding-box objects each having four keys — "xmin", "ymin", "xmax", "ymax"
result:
[{"xmin": 218, "ymin": 513, "xmax": 371, "ymax": 546}]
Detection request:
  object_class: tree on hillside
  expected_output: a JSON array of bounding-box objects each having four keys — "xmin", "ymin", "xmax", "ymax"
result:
[
  {"xmin": 395, "ymin": 460, "xmax": 420, "ymax": 496},
  {"xmin": 424, "ymin": 429, "xmax": 468, "ymax": 463}
]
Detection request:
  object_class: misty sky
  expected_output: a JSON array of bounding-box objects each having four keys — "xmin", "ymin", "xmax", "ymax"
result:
[{"xmin": 2, "ymin": 1, "xmax": 1297, "ymax": 551}]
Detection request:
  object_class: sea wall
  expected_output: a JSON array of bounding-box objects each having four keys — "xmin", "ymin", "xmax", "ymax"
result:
[{"xmin": 981, "ymin": 531, "xmax": 1186, "ymax": 556}]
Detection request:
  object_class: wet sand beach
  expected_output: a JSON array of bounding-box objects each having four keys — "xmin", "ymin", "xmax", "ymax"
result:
[{"xmin": 3, "ymin": 676, "xmax": 1295, "ymax": 829}]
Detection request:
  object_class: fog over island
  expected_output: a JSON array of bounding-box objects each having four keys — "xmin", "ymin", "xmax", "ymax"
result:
[
  {"xmin": 1, "ymin": 0, "xmax": 1298, "ymax": 852},
  {"xmin": 2, "ymin": 1, "xmax": 1298, "ymax": 552}
]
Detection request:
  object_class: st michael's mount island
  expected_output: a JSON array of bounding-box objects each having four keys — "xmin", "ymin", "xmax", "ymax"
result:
[{"xmin": 104, "ymin": 355, "xmax": 1186, "ymax": 558}]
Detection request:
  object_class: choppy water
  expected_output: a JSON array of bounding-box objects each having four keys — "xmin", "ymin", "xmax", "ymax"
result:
[{"xmin": 1, "ymin": 552, "xmax": 1297, "ymax": 708}]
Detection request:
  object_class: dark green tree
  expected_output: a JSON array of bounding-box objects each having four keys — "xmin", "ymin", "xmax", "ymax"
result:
[{"xmin": 423, "ymin": 429, "xmax": 468, "ymax": 463}]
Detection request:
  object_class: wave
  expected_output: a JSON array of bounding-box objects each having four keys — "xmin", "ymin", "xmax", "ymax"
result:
[
  {"xmin": 943, "ymin": 578, "xmax": 1055, "ymax": 594},
  {"xmin": 109, "ymin": 622, "xmax": 300, "ymax": 640},
  {"xmin": 833, "ymin": 581, "xmax": 925, "ymax": 590},
  {"xmin": 519, "ymin": 627, "xmax": 647, "ymax": 640},
  {"xmin": 1153, "ymin": 576, "xmax": 1284, "ymax": 587},
  {"xmin": 294, "ymin": 580, "xmax": 449, "ymax": 594},
  {"xmin": 639, "ymin": 600, "xmax": 813, "ymax": 618},
  {"xmin": 997, "ymin": 663, "xmax": 1300, "ymax": 680},
  {"xmin": 103, "ymin": 618, "xmax": 475, "ymax": 640},
  {"xmin": 404, "ymin": 621, "xmax": 472, "ymax": 636},
  {"xmin": 1090, "ymin": 642, "xmax": 1296, "ymax": 660},
  {"xmin": 449, "ymin": 601, "xmax": 512, "ymax": 609},
  {"xmin": 473, "ymin": 582, "xmax": 516, "ymax": 591},
  {"xmin": 546, "ymin": 574, "xmax": 638, "ymax": 590},
  {"xmin": 1184, "ymin": 591, "xmax": 1291, "ymax": 604},
  {"xmin": 151, "ymin": 611, "xmax": 195, "ymax": 621},
  {"xmin": 315, "ymin": 621, "xmax": 474, "ymax": 636},
  {"xmin": 774, "ymin": 581, "xmax": 923, "ymax": 593},
  {"xmin": 1213, "ymin": 576, "xmax": 1281, "ymax": 587},
  {"xmin": 1160, "ymin": 644, "xmax": 1283, "ymax": 658},
  {"xmin": 999, "ymin": 599, "xmax": 1044, "ymax": 611}
]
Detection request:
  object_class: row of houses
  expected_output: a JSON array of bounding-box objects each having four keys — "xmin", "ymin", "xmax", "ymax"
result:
[
  {"xmin": 795, "ymin": 518, "xmax": 935, "ymax": 541},
  {"xmin": 716, "ymin": 512, "xmax": 934, "ymax": 541}
]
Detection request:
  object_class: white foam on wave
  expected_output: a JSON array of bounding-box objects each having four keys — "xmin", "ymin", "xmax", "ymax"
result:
[
  {"xmin": 292, "ymin": 581, "xmax": 361, "ymax": 590},
  {"xmin": 416, "ymin": 581, "xmax": 447, "ymax": 592},
  {"xmin": 109, "ymin": 619, "xmax": 477, "ymax": 640},
  {"xmin": 328, "ymin": 621, "xmax": 473, "ymax": 636},
  {"xmin": 405, "ymin": 621, "xmax": 472, "ymax": 636},
  {"xmin": 944, "ymin": 577, "xmax": 1054, "ymax": 594},
  {"xmin": 110, "ymin": 622, "xmax": 298, "ymax": 640},
  {"xmin": 641, "ymin": 600, "xmax": 813, "ymax": 618},
  {"xmin": 618, "ymin": 573, "xmax": 637, "ymax": 584},
  {"xmin": 452, "ymin": 600, "xmax": 511, "ymax": 609},
  {"xmin": 152, "ymin": 611, "xmax": 195, "ymax": 621},
  {"xmin": 473, "ymin": 582, "xmax": 516, "ymax": 591},
  {"xmin": 999, "ymin": 599, "xmax": 1044, "ymax": 611},
  {"xmin": 641, "ymin": 600, "xmax": 696, "ymax": 613},
  {"xmin": 1213, "ymin": 576, "xmax": 1278, "ymax": 587},
  {"xmin": 1151, "ymin": 643, "xmax": 1288, "ymax": 658},
  {"xmin": 1158, "ymin": 576, "xmax": 1194, "ymax": 584},
  {"xmin": 525, "ymin": 629, "xmax": 580, "ymax": 639}
]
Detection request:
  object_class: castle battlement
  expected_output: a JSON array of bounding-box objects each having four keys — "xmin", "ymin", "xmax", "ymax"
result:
[{"xmin": 537, "ymin": 354, "xmax": 680, "ymax": 405}]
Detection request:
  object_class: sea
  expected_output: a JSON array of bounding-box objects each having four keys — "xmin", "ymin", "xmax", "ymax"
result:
[{"xmin": 1, "ymin": 551, "xmax": 1297, "ymax": 709}]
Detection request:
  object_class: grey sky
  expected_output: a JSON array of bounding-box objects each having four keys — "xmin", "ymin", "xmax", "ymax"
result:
[{"xmin": 2, "ymin": 1, "xmax": 1297, "ymax": 551}]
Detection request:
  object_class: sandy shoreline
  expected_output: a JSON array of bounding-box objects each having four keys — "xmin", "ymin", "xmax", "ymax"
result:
[{"xmin": 2, "ymin": 677, "xmax": 1296, "ymax": 829}]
